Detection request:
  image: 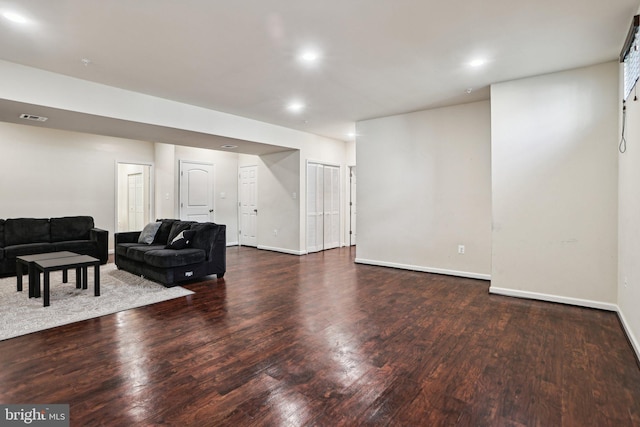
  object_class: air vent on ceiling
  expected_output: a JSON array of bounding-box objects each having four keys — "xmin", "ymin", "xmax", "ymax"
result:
[{"xmin": 19, "ymin": 113, "xmax": 48, "ymax": 122}]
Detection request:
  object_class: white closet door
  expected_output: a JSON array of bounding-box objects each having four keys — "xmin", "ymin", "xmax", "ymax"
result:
[
  {"xmin": 307, "ymin": 162, "xmax": 341, "ymax": 253},
  {"xmin": 306, "ymin": 163, "xmax": 324, "ymax": 253},
  {"xmin": 323, "ymin": 165, "xmax": 340, "ymax": 250}
]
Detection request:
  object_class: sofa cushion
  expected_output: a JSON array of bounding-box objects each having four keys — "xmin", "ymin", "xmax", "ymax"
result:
[
  {"xmin": 138, "ymin": 222, "xmax": 162, "ymax": 244},
  {"xmin": 153, "ymin": 219, "xmax": 179, "ymax": 245},
  {"xmin": 5, "ymin": 218, "xmax": 51, "ymax": 246},
  {"xmin": 166, "ymin": 230, "xmax": 195, "ymax": 250},
  {"xmin": 127, "ymin": 245, "xmax": 167, "ymax": 262},
  {"xmin": 167, "ymin": 221, "xmax": 194, "ymax": 244},
  {"xmin": 116, "ymin": 243, "xmax": 141, "ymax": 257},
  {"xmin": 4, "ymin": 243, "xmax": 56, "ymax": 259},
  {"xmin": 0, "ymin": 219, "xmax": 4, "ymax": 247},
  {"xmin": 50, "ymin": 216, "xmax": 94, "ymax": 242},
  {"xmin": 143, "ymin": 248, "xmax": 205, "ymax": 268}
]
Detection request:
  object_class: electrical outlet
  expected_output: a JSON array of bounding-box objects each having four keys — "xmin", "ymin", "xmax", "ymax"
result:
[{"xmin": 458, "ymin": 245, "xmax": 465, "ymax": 254}]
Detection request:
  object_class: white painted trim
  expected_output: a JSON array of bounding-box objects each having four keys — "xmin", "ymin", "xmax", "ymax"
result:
[
  {"xmin": 489, "ymin": 286, "xmax": 618, "ymax": 311},
  {"xmin": 616, "ymin": 307, "xmax": 640, "ymax": 363},
  {"xmin": 354, "ymin": 258, "xmax": 491, "ymax": 281},
  {"xmin": 258, "ymin": 245, "xmax": 306, "ymax": 256},
  {"xmin": 226, "ymin": 241, "xmax": 239, "ymax": 247}
]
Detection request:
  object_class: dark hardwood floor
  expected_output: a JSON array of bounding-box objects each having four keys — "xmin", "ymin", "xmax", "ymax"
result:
[{"xmin": 1, "ymin": 246, "xmax": 639, "ymax": 426}]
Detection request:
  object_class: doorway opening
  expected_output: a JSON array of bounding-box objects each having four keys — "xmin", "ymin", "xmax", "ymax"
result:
[{"xmin": 116, "ymin": 162, "xmax": 153, "ymax": 232}]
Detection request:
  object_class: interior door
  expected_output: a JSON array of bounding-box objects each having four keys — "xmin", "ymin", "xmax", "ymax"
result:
[
  {"xmin": 179, "ymin": 161, "xmax": 214, "ymax": 222},
  {"xmin": 307, "ymin": 162, "xmax": 340, "ymax": 253},
  {"xmin": 239, "ymin": 165, "xmax": 258, "ymax": 247},
  {"xmin": 323, "ymin": 165, "xmax": 340, "ymax": 250},
  {"xmin": 127, "ymin": 173, "xmax": 144, "ymax": 231},
  {"xmin": 306, "ymin": 163, "xmax": 323, "ymax": 253}
]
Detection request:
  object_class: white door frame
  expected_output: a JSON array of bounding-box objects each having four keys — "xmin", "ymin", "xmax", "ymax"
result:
[{"xmin": 348, "ymin": 165, "xmax": 356, "ymax": 246}]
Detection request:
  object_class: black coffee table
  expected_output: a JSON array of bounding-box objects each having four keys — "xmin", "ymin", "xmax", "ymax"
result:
[
  {"xmin": 33, "ymin": 255, "xmax": 101, "ymax": 307},
  {"xmin": 16, "ymin": 251, "xmax": 79, "ymax": 297}
]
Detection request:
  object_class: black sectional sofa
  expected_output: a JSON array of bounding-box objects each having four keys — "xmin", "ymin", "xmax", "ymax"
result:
[
  {"xmin": 0, "ymin": 216, "xmax": 108, "ymax": 277},
  {"xmin": 114, "ymin": 219, "xmax": 226, "ymax": 287}
]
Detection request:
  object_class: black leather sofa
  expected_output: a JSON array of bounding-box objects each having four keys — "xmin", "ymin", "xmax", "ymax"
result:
[
  {"xmin": 0, "ymin": 216, "xmax": 108, "ymax": 277},
  {"xmin": 114, "ymin": 219, "xmax": 226, "ymax": 287}
]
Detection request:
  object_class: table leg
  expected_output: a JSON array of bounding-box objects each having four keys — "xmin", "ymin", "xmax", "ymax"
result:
[
  {"xmin": 75, "ymin": 267, "xmax": 81, "ymax": 289},
  {"xmin": 82, "ymin": 267, "xmax": 88, "ymax": 290},
  {"xmin": 34, "ymin": 270, "xmax": 41, "ymax": 298},
  {"xmin": 94, "ymin": 263, "xmax": 100, "ymax": 296},
  {"xmin": 43, "ymin": 271, "xmax": 50, "ymax": 307},
  {"xmin": 16, "ymin": 261, "xmax": 23, "ymax": 292},
  {"xmin": 62, "ymin": 269, "xmax": 68, "ymax": 283}
]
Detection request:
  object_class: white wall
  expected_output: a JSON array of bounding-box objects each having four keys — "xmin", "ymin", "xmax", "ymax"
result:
[
  {"xmin": 258, "ymin": 150, "xmax": 301, "ymax": 254},
  {"xmin": 355, "ymin": 100, "xmax": 492, "ymax": 279},
  {"xmin": 154, "ymin": 142, "xmax": 176, "ymax": 220},
  {"xmin": 618, "ymin": 63, "xmax": 640, "ymax": 358},
  {"xmin": 491, "ymin": 62, "xmax": 619, "ymax": 308},
  {"xmin": 0, "ymin": 121, "xmax": 155, "ymax": 249}
]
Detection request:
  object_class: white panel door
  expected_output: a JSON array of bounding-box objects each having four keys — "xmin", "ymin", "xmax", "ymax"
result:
[
  {"xmin": 239, "ymin": 165, "xmax": 258, "ymax": 247},
  {"xmin": 307, "ymin": 162, "xmax": 340, "ymax": 253},
  {"xmin": 179, "ymin": 161, "xmax": 214, "ymax": 222},
  {"xmin": 306, "ymin": 163, "xmax": 323, "ymax": 253},
  {"xmin": 323, "ymin": 165, "xmax": 340, "ymax": 250},
  {"xmin": 127, "ymin": 173, "xmax": 144, "ymax": 231}
]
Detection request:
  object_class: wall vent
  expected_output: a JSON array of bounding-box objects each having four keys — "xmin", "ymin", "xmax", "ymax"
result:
[{"xmin": 19, "ymin": 113, "xmax": 48, "ymax": 122}]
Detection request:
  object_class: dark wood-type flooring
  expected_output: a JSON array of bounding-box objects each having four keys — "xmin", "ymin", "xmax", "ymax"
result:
[{"xmin": 1, "ymin": 246, "xmax": 639, "ymax": 426}]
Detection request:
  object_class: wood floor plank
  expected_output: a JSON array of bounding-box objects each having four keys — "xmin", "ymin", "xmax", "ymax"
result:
[{"xmin": 0, "ymin": 246, "xmax": 639, "ymax": 426}]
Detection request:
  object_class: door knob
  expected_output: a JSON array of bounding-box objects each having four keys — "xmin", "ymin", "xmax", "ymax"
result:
[
  {"xmin": 209, "ymin": 209, "xmax": 214, "ymax": 213},
  {"xmin": 254, "ymin": 209, "xmax": 258, "ymax": 213}
]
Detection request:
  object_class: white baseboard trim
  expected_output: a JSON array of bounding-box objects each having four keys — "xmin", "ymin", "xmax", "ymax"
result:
[
  {"xmin": 489, "ymin": 286, "xmax": 618, "ymax": 312},
  {"xmin": 226, "ymin": 241, "xmax": 239, "ymax": 247},
  {"xmin": 257, "ymin": 245, "xmax": 306, "ymax": 256},
  {"xmin": 616, "ymin": 307, "xmax": 640, "ymax": 363},
  {"xmin": 354, "ymin": 258, "xmax": 491, "ymax": 281}
]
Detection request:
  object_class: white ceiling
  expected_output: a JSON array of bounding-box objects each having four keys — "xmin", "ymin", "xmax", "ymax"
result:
[{"xmin": 0, "ymin": 0, "xmax": 638, "ymax": 144}]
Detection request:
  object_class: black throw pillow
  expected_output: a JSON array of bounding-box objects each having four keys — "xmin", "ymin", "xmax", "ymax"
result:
[{"xmin": 166, "ymin": 230, "xmax": 196, "ymax": 250}]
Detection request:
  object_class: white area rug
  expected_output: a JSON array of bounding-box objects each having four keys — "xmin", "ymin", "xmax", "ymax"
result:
[{"xmin": 0, "ymin": 263, "xmax": 193, "ymax": 341}]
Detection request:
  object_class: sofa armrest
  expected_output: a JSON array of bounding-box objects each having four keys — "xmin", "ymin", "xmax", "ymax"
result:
[
  {"xmin": 90, "ymin": 227, "xmax": 109, "ymax": 264},
  {"xmin": 114, "ymin": 231, "xmax": 141, "ymax": 245}
]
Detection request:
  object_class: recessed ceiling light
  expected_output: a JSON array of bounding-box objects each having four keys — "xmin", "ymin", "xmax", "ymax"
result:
[
  {"xmin": 220, "ymin": 144, "xmax": 238, "ymax": 149},
  {"xmin": 2, "ymin": 11, "xmax": 28, "ymax": 24},
  {"xmin": 300, "ymin": 50, "xmax": 320, "ymax": 63},
  {"xmin": 469, "ymin": 58, "xmax": 486, "ymax": 68},
  {"xmin": 287, "ymin": 102, "xmax": 305, "ymax": 113}
]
